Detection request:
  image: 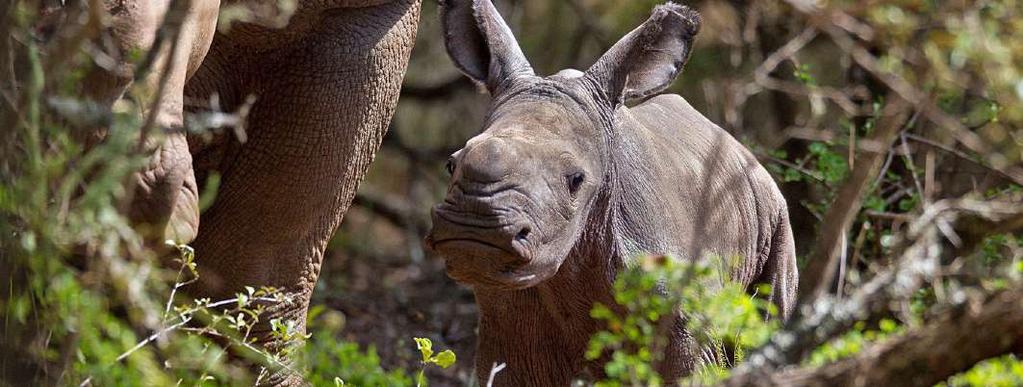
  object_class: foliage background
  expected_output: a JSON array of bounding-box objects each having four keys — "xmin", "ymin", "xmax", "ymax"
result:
[{"xmin": 2, "ymin": 0, "xmax": 1022, "ymax": 385}]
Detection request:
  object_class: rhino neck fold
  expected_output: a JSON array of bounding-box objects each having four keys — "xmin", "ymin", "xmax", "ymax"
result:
[
  {"xmin": 473, "ymin": 247, "xmax": 619, "ymax": 384},
  {"xmin": 604, "ymin": 105, "xmax": 667, "ymax": 261}
]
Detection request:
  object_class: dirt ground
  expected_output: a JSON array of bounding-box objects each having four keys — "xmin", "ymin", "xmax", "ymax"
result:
[{"xmin": 315, "ymin": 207, "xmax": 480, "ymax": 386}]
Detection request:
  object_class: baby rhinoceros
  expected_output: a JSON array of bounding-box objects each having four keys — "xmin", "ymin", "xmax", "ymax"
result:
[{"xmin": 424, "ymin": 1, "xmax": 798, "ymax": 385}]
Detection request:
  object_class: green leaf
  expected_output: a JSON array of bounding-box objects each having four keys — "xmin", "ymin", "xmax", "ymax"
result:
[
  {"xmin": 432, "ymin": 350, "xmax": 456, "ymax": 368},
  {"xmin": 879, "ymin": 319, "xmax": 898, "ymax": 333},
  {"xmin": 236, "ymin": 293, "xmax": 248, "ymax": 307},
  {"xmin": 413, "ymin": 337, "xmax": 433, "ymax": 362}
]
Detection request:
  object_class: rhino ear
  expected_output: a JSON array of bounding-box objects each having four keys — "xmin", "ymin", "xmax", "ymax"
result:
[
  {"xmin": 441, "ymin": 0, "xmax": 534, "ymax": 94},
  {"xmin": 585, "ymin": 3, "xmax": 701, "ymax": 104}
]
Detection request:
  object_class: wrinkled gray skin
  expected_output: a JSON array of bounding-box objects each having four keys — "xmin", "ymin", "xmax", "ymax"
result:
[
  {"xmin": 424, "ymin": 1, "xmax": 797, "ymax": 385},
  {"xmin": 74, "ymin": 1, "xmax": 420, "ymax": 384}
]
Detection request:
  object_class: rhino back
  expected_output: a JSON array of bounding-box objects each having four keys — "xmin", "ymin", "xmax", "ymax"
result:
[{"xmin": 613, "ymin": 94, "xmax": 785, "ymax": 286}]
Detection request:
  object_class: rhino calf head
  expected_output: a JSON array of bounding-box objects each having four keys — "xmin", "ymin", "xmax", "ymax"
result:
[{"xmin": 425, "ymin": 0, "xmax": 701, "ymax": 290}]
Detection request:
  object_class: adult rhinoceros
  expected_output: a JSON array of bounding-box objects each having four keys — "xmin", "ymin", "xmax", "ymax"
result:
[{"xmin": 63, "ymin": 1, "xmax": 420, "ymax": 384}]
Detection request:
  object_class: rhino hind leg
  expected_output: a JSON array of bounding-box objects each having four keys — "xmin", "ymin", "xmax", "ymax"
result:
[{"xmin": 761, "ymin": 207, "xmax": 798, "ymax": 320}]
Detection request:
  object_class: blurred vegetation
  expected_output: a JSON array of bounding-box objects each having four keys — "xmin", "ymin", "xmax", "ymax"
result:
[
  {"xmin": 2, "ymin": 0, "xmax": 1023, "ymax": 386},
  {"xmin": 585, "ymin": 256, "xmax": 778, "ymax": 386}
]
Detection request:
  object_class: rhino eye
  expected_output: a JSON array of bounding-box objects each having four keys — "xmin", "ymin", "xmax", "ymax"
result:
[
  {"xmin": 567, "ymin": 172, "xmax": 585, "ymax": 194},
  {"xmin": 445, "ymin": 157, "xmax": 456, "ymax": 176}
]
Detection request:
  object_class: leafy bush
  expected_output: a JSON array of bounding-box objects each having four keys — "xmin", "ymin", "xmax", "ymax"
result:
[
  {"xmin": 300, "ymin": 304, "xmax": 462, "ymax": 387},
  {"xmin": 301, "ymin": 329, "xmax": 414, "ymax": 387},
  {"xmin": 584, "ymin": 249, "xmax": 1021, "ymax": 386},
  {"xmin": 585, "ymin": 255, "xmax": 778, "ymax": 386},
  {"xmin": 943, "ymin": 355, "xmax": 1023, "ymax": 387},
  {"xmin": 0, "ymin": 12, "xmax": 243, "ymax": 381}
]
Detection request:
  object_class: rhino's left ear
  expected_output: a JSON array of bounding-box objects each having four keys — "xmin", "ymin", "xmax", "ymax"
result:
[
  {"xmin": 585, "ymin": 3, "xmax": 701, "ymax": 104},
  {"xmin": 441, "ymin": 0, "xmax": 534, "ymax": 94}
]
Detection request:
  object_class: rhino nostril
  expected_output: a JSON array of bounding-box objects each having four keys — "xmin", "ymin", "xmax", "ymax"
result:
[{"xmin": 515, "ymin": 226, "xmax": 531, "ymax": 241}]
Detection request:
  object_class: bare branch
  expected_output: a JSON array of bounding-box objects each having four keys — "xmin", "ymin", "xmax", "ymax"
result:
[
  {"xmin": 725, "ymin": 198, "xmax": 1023, "ymax": 382},
  {"xmin": 741, "ymin": 26, "xmax": 865, "ymax": 116},
  {"xmin": 755, "ymin": 151, "xmax": 825, "ymax": 182},
  {"xmin": 751, "ymin": 27, "xmax": 818, "ymax": 83},
  {"xmin": 487, "ymin": 362, "xmax": 507, "ymax": 387},
  {"xmin": 798, "ymin": 96, "xmax": 910, "ymax": 302},
  {"xmin": 732, "ymin": 287, "xmax": 1023, "ymax": 387}
]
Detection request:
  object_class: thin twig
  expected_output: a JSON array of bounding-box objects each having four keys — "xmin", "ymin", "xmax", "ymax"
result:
[
  {"xmin": 743, "ymin": 27, "xmax": 865, "ymax": 115},
  {"xmin": 486, "ymin": 362, "xmax": 507, "ymax": 387},
  {"xmin": 752, "ymin": 27, "xmax": 818, "ymax": 83},
  {"xmin": 755, "ymin": 152, "xmax": 825, "ymax": 182},
  {"xmin": 904, "ymin": 133, "xmax": 1021, "ymax": 185},
  {"xmin": 117, "ymin": 317, "xmax": 193, "ymax": 363},
  {"xmin": 899, "ymin": 132, "xmax": 925, "ymax": 205}
]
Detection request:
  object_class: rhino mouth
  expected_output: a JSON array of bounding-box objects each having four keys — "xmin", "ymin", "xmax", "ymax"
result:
[
  {"xmin": 426, "ymin": 229, "xmax": 545, "ymax": 289},
  {"xmin": 431, "ymin": 232, "xmax": 531, "ymax": 255},
  {"xmin": 428, "ymin": 235, "xmax": 528, "ymax": 273},
  {"xmin": 427, "ymin": 234, "xmax": 527, "ymax": 282},
  {"xmin": 441, "ymin": 249, "xmax": 545, "ymax": 290},
  {"xmin": 430, "ymin": 238, "xmax": 516, "ymax": 260}
]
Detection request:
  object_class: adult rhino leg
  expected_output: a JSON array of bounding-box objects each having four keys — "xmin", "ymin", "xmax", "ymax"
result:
[
  {"xmin": 81, "ymin": 0, "xmax": 220, "ymax": 245},
  {"xmin": 186, "ymin": 0, "xmax": 420, "ymax": 379}
]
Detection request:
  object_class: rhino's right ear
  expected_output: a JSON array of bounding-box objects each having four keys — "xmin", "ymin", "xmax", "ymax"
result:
[
  {"xmin": 585, "ymin": 3, "xmax": 701, "ymax": 105},
  {"xmin": 440, "ymin": 0, "xmax": 534, "ymax": 94}
]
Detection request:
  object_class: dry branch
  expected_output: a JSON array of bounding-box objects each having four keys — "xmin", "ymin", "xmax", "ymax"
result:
[
  {"xmin": 798, "ymin": 96, "xmax": 910, "ymax": 302},
  {"xmin": 736, "ymin": 287, "xmax": 1023, "ymax": 387},
  {"xmin": 726, "ymin": 198, "xmax": 1023, "ymax": 384}
]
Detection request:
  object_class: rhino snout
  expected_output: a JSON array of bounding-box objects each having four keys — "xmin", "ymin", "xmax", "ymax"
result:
[{"xmin": 426, "ymin": 207, "xmax": 534, "ymax": 265}]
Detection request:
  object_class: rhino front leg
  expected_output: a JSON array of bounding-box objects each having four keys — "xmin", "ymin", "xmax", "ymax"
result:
[
  {"xmin": 129, "ymin": 134, "xmax": 200, "ymax": 244},
  {"xmin": 185, "ymin": 0, "xmax": 421, "ymax": 383}
]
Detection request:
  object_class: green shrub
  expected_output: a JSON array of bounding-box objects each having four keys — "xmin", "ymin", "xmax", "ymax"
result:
[
  {"xmin": 301, "ymin": 330, "xmax": 414, "ymax": 387},
  {"xmin": 943, "ymin": 355, "xmax": 1023, "ymax": 387},
  {"xmin": 585, "ymin": 255, "xmax": 778, "ymax": 386}
]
